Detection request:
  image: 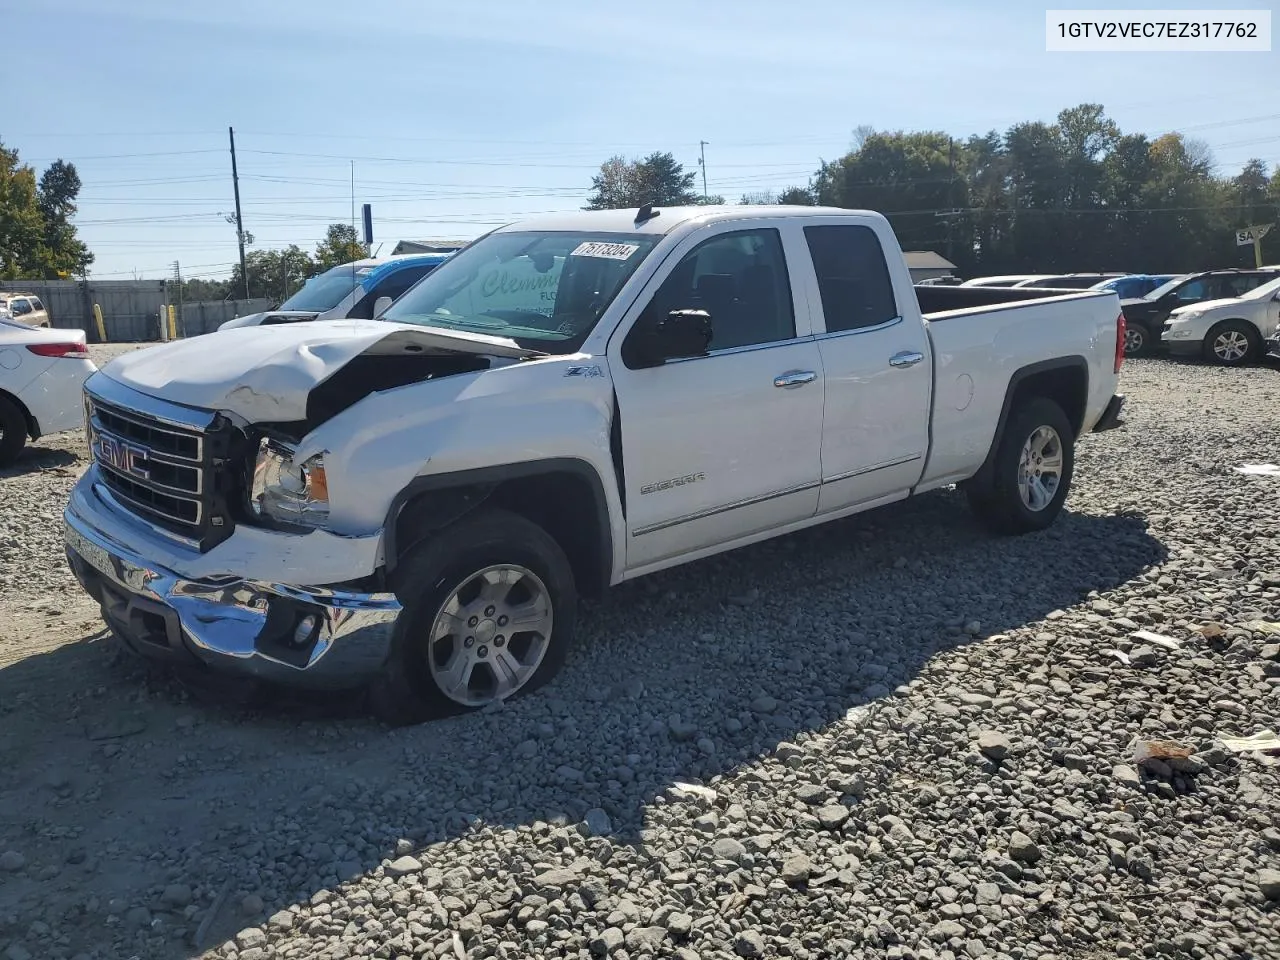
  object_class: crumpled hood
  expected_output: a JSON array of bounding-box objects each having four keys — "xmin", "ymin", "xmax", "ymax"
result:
[{"xmin": 102, "ymin": 319, "xmax": 531, "ymax": 422}]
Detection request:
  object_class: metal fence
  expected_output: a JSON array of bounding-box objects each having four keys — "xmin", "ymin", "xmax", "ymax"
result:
[{"xmin": 0, "ymin": 280, "xmax": 268, "ymax": 341}]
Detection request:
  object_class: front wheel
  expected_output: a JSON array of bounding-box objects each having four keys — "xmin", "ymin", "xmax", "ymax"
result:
[
  {"xmin": 1203, "ymin": 320, "xmax": 1259, "ymax": 367},
  {"xmin": 0, "ymin": 396, "xmax": 28, "ymax": 468},
  {"xmin": 967, "ymin": 397, "xmax": 1075, "ymax": 535},
  {"xmin": 369, "ymin": 507, "xmax": 577, "ymax": 725}
]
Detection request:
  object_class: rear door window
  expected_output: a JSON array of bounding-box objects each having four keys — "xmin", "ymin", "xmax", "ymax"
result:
[{"xmin": 803, "ymin": 225, "xmax": 899, "ymax": 332}]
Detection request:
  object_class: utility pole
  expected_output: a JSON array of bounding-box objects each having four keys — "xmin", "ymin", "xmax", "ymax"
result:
[
  {"xmin": 229, "ymin": 126, "xmax": 249, "ymax": 301},
  {"xmin": 946, "ymin": 137, "xmax": 956, "ymax": 263},
  {"xmin": 698, "ymin": 141, "xmax": 708, "ymax": 200}
]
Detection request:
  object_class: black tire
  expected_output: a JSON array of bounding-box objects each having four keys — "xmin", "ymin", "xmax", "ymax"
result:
[
  {"xmin": 1123, "ymin": 321, "xmax": 1151, "ymax": 358},
  {"xmin": 967, "ymin": 397, "xmax": 1075, "ymax": 535},
  {"xmin": 1202, "ymin": 320, "xmax": 1259, "ymax": 367},
  {"xmin": 0, "ymin": 396, "xmax": 29, "ymax": 468},
  {"xmin": 369, "ymin": 507, "xmax": 577, "ymax": 726}
]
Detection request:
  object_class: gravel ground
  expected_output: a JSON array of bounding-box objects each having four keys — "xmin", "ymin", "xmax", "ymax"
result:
[{"xmin": 1, "ymin": 350, "xmax": 1279, "ymax": 960}]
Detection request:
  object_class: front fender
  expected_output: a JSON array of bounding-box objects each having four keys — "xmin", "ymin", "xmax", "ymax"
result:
[{"xmin": 297, "ymin": 357, "xmax": 623, "ymax": 541}]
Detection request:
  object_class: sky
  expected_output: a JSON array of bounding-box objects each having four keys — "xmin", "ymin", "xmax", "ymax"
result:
[{"xmin": 3, "ymin": 0, "xmax": 1278, "ymax": 280}]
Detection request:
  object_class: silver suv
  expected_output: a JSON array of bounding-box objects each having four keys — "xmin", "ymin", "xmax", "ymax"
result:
[{"xmin": 0, "ymin": 294, "xmax": 51, "ymax": 327}]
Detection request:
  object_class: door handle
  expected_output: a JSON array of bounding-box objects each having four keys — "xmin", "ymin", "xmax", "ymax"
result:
[
  {"xmin": 889, "ymin": 351, "xmax": 925, "ymax": 369},
  {"xmin": 774, "ymin": 370, "xmax": 817, "ymax": 388}
]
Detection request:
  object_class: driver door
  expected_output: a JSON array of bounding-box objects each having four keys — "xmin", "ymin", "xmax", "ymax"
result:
[{"xmin": 607, "ymin": 222, "xmax": 824, "ymax": 571}]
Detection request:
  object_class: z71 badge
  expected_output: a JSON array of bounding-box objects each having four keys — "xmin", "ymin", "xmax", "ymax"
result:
[{"xmin": 640, "ymin": 472, "xmax": 705, "ymax": 496}]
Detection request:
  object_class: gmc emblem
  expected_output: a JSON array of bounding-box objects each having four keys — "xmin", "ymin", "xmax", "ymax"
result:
[{"xmin": 94, "ymin": 431, "xmax": 151, "ymax": 481}]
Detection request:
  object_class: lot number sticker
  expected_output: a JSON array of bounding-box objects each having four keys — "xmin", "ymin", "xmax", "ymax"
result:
[{"xmin": 570, "ymin": 241, "xmax": 640, "ymax": 260}]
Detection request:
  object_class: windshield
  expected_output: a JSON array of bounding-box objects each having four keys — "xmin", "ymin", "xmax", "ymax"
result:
[
  {"xmin": 1143, "ymin": 275, "xmax": 1189, "ymax": 300},
  {"xmin": 279, "ymin": 263, "xmax": 373, "ymax": 312},
  {"xmin": 382, "ymin": 230, "xmax": 662, "ymax": 353}
]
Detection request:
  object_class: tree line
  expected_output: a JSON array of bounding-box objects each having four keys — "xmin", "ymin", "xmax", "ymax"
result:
[
  {"xmin": 0, "ymin": 140, "xmax": 93, "ymax": 279},
  {"xmin": 586, "ymin": 104, "xmax": 1280, "ymax": 275},
  {"xmin": 190, "ymin": 224, "xmax": 368, "ymax": 302},
  {"xmin": 6, "ymin": 104, "xmax": 1277, "ymax": 291}
]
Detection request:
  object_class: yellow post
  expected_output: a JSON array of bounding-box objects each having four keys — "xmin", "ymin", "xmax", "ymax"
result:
[
  {"xmin": 168, "ymin": 305, "xmax": 178, "ymax": 340},
  {"xmin": 92, "ymin": 303, "xmax": 106, "ymax": 342}
]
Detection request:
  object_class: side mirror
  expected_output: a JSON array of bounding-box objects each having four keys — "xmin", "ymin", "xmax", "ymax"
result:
[
  {"xmin": 373, "ymin": 296, "xmax": 393, "ymax": 318},
  {"xmin": 627, "ymin": 309, "xmax": 713, "ymax": 368}
]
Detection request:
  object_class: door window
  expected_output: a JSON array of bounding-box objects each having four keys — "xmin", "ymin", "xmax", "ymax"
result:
[
  {"xmin": 803, "ymin": 225, "xmax": 899, "ymax": 332},
  {"xmin": 1224, "ymin": 274, "xmax": 1269, "ymax": 297},
  {"xmin": 1173, "ymin": 278, "xmax": 1210, "ymax": 302},
  {"xmin": 351, "ymin": 264, "xmax": 437, "ymax": 318},
  {"xmin": 634, "ymin": 228, "xmax": 794, "ymax": 352},
  {"xmin": 29, "ymin": 297, "xmax": 44, "ymax": 311}
]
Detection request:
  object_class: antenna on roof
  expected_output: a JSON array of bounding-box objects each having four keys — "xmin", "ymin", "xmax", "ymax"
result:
[{"xmin": 635, "ymin": 203, "xmax": 660, "ymax": 224}]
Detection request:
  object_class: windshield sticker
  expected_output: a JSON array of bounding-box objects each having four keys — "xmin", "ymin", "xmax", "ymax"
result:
[{"xmin": 570, "ymin": 241, "xmax": 640, "ymax": 261}]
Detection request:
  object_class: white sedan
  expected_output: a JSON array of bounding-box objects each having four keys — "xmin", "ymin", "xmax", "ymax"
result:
[{"xmin": 0, "ymin": 319, "xmax": 97, "ymax": 466}]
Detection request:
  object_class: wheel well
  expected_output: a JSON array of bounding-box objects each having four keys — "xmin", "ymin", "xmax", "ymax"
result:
[
  {"xmin": 0, "ymin": 389, "xmax": 37, "ymax": 439},
  {"xmin": 969, "ymin": 359, "xmax": 1087, "ymax": 490},
  {"xmin": 1206, "ymin": 317, "xmax": 1260, "ymax": 341},
  {"xmin": 1010, "ymin": 364, "xmax": 1087, "ymax": 438},
  {"xmin": 388, "ymin": 463, "xmax": 613, "ymax": 599}
]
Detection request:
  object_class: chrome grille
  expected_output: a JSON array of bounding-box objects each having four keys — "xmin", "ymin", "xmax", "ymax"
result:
[{"xmin": 87, "ymin": 394, "xmax": 206, "ymax": 532}]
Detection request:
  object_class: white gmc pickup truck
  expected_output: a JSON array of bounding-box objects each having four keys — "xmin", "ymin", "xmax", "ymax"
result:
[{"xmin": 64, "ymin": 205, "xmax": 1126, "ymax": 723}]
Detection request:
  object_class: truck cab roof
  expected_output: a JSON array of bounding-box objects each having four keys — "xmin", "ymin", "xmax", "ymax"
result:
[{"xmin": 493, "ymin": 205, "xmax": 881, "ymax": 237}]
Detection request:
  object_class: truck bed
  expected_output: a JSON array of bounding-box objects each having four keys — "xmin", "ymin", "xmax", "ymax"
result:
[
  {"xmin": 914, "ymin": 283, "xmax": 1097, "ymax": 317},
  {"xmin": 914, "ymin": 286, "xmax": 1122, "ymax": 491}
]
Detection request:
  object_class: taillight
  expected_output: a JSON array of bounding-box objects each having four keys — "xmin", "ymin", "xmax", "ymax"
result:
[
  {"xmin": 26, "ymin": 342, "xmax": 89, "ymax": 359},
  {"xmin": 1114, "ymin": 313, "xmax": 1125, "ymax": 374}
]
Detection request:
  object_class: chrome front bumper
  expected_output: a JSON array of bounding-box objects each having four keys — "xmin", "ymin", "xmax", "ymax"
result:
[{"xmin": 64, "ymin": 494, "xmax": 401, "ymax": 690}]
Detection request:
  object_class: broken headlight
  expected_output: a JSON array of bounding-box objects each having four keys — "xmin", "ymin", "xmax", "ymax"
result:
[{"xmin": 250, "ymin": 438, "xmax": 330, "ymax": 528}]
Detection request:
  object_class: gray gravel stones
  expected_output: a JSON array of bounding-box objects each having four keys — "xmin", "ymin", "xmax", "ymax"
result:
[
  {"xmin": 816, "ymin": 803, "xmax": 849, "ymax": 829},
  {"xmin": 3, "ymin": 357, "xmax": 1280, "ymax": 960},
  {"xmin": 1112, "ymin": 763, "xmax": 1142, "ymax": 787},
  {"xmin": 780, "ymin": 853, "xmax": 813, "ymax": 886},
  {"xmin": 384, "ymin": 854, "xmax": 422, "ymax": 877},
  {"xmin": 0, "ymin": 851, "xmax": 25, "ymax": 872},
  {"xmin": 1260, "ymin": 869, "xmax": 1280, "ymax": 901},
  {"xmin": 975, "ymin": 730, "xmax": 1012, "ymax": 760},
  {"xmin": 582, "ymin": 807, "xmax": 612, "ymax": 836},
  {"xmin": 590, "ymin": 927, "xmax": 624, "ymax": 955},
  {"xmin": 1008, "ymin": 831, "xmax": 1042, "ymax": 863},
  {"xmin": 733, "ymin": 929, "xmax": 765, "ymax": 957}
]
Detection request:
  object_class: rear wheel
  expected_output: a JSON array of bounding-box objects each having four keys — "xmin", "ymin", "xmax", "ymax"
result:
[
  {"xmin": 1203, "ymin": 320, "xmax": 1259, "ymax": 366},
  {"xmin": 967, "ymin": 397, "xmax": 1075, "ymax": 535},
  {"xmin": 369, "ymin": 507, "xmax": 577, "ymax": 725},
  {"xmin": 1123, "ymin": 322, "xmax": 1151, "ymax": 357},
  {"xmin": 0, "ymin": 396, "xmax": 29, "ymax": 467}
]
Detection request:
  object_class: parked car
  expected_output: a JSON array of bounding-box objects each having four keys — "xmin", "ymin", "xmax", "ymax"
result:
[
  {"xmin": 218, "ymin": 253, "xmax": 452, "ymax": 330},
  {"xmin": 1162, "ymin": 274, "xmax": 1280, "ymax": 365},
  {"xmin": 1120, "ymin": 268, "xmax": 1280, "ymax": 357},
  {"xmin": 0, "ymin": 293, "xmax": 51, "ymax": 328},
  {"xmin": 1013, "ymin": 273, "xmax": 1128, "ymax": 289},
  {"xmin": 1091, "ymin": 274, "xmax": 1179, "ymax": 300},
  {"xmin": 0, "ymin": 318, "xmax": 96, "ymax": 466},
  {"xmin": 65, "ymin": 205, "xmax": 1124, "ymax": 722},
  {"xmin": 959, "ymin": 274, "xmax": 1054, "ymax": 288},
  {"xmin": 916, "ymin": 276, "xmax": 962, "ymax": 286}
]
